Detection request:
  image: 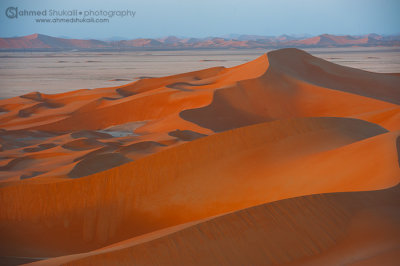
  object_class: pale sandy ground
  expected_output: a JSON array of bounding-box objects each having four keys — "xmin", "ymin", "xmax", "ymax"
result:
[
  {"xmin": 0, "ymin": 48, "xmax": 399, "ymax": 265},
  {"xmin": 0, "ymin": 47, "xmax": 399, "ymax": 99}
]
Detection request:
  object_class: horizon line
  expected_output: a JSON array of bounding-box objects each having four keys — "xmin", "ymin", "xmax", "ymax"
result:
[{"xmin": 2, "ymin": 32, "xmax": 400, "ymax": 41}]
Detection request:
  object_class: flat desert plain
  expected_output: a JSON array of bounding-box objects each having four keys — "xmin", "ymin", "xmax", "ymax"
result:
[
  {"xmin": 0, "ymin": 48, "xmax": 399, "ymax": 265},
  {"xmin": 0, "ymin": 47, "xmax": 399, "ymax": 99}
]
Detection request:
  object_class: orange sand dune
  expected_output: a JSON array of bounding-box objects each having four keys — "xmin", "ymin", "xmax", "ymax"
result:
[
  {"xmin": 0, "ymin": 54, "xmax": 268, "ymax": 133},
  {"xmin": 267, "ymin": 49, "xmax": 400, "ymax": 104},
  {"xmin": 0, "ymin": 117, "xmax": 399, "ymax": 258},
  {"xmin": 0, "ymin": 48, "xmax": 399, "ymax": 264},
  {"xmin": 1, "ymin": 48, "xmax": 398, "ymax": 184},
  {"xmin": 29, "ymin": 184, "xmax": 400, "ymax": 266},
  {"xmin": 181, "ymin": 49, "xmax": 400, "ymax": 131}
]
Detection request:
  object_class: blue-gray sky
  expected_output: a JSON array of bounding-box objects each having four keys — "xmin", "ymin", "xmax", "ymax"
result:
[{"xmin": 0, "ymin": 0, "xmax": 399, "ymax": 39}]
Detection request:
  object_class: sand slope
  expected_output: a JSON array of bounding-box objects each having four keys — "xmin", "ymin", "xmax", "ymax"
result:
[
  {"xmin": 29, "ymin": 184, "xmax": 400, "ymax": 266},
  {"xmin": 181, "ymin": 49, "xmax": 400, "ymax": 132},
  {"xmin": 0, "ymin": 117, "xmax": 399, "ymax": 258},
  {"xmin": 0, "ymin": 48, "xmax": 399, "ymax": 264},
  {"xmin": 267, "ymin": 48, "xmax": 400, "ymax": 104}
]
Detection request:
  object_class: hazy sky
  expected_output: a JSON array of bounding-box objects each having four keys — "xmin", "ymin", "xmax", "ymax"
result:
[{"xmin": 0, "ymin": 0, "xmax": 399, "ymax": 39}]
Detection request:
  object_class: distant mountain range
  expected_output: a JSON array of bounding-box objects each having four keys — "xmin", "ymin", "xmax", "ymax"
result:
[{"xmin": 0, "ymin": 33, "xmax": 399, "ymax": 51}]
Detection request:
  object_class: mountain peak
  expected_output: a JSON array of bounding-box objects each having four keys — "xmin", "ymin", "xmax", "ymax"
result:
[
  {"xmin": 24, "ymin": 33, "xmax": 52, "ymax": 40},
  {"xmin": 24, "ymin": 33, "xmax": 40, "ymax": 39}
]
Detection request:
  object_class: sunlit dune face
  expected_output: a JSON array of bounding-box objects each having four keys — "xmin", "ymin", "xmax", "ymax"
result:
[{"xmin": 0, "ymin": 48, "xmax": 399, "ymax": 265}]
